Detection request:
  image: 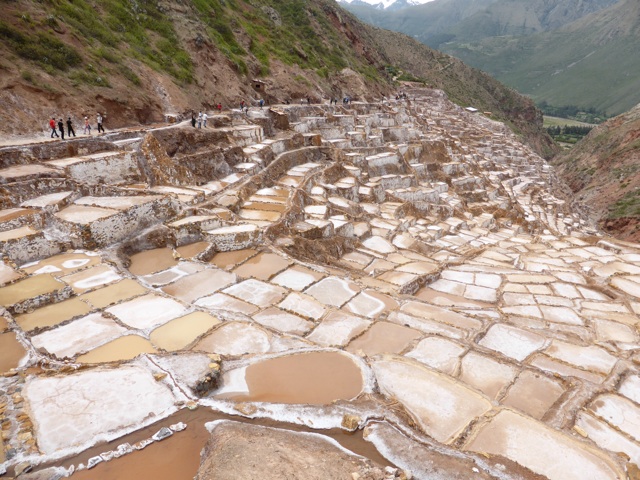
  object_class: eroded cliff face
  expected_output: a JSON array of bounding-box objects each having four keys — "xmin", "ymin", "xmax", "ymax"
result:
[{"xmin": 552, "ymin": 104, "xmax": 640, "ymax": 241}]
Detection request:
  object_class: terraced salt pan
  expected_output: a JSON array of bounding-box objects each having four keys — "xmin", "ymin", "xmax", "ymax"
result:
[
  {"xmin": 15, "ymin": 296, "xmax": 91, "ymax": 331},
  {"xmin": 60, "ymin": 264, "xmax": 121, "ymax": 293},
  {"xmin": 220, "ymin": 351, "xmax": 364, "ymax": 405},
  {"xmin": 458, "ymin": 351, "xmax": 517, "ymax": 399},
  {"xmin": 0, "ymin": 225, "xmax": 39, "ymax": 242},
  {"xmin": 55, "ymin": 204, "xmax": 119, "ymax": 224},
  {"xmin": 74, "ymin": 195, "xmax": 163, "ymax": 210},
  {"xmin": 406, "ymin": 337, "xmax": 466, "ymax": 375},
  {"xmin": 0, "ymin": 332, "xmax": 27, "ymax": 373},
  {"xmin": 31, "ymin": 312, "xmax": 128, "ymax": 358},
  {"xmin": 252, "ymin": 307, "xmax": 313, "ymax": 335},
  {"xmin": 128, "ymin": 247, "xmax": 178, "ymax": 276},
  {"xmin": 21, "ymin": 251, "xmax": 100, "ymax": 276},
  {"xmin": 209, "ymin": 248, "xmax": 257, "ymax": 269},
  {"xmin": 304, "ymin": 277, "xmax": 359, "ymax": 307},
  {"xmin": 373, "ymin": 357, "xmax": 492, "ymax": 444},
  {"xmin": 150, "ymin": 312, "xmax": 221, "ymax": 351},
  {"xmin": 502, "ymin": 370, "xmax": 564, "ymax": 419},
  {"xmin": 479, "ymin": 324, "xmax": 547, "ymax": 361},
  {"xmin": 271, "ymin": 265, "xmax": 325, "ymax": 291},
  {"xmin": 23, "ymin": 365, "xmax": 178, "ymax": 455},
  {"xmin": 80, "ymin": 278, "xmax": 148, "ymax": 309},
  {"xmin": 0, "ymin": 274, "xmax": 65, "ymax": 306},
  {"xmin": 194, "ymin": 322, "xmax": 270, "ymax": 356},
  {"xmin": 142, "ymin": 262, "xmax": 205, "ymax": 287},
  {"xmin": 345, "ymin": 290, "xmax": 398, "ymax": 318},
  {"xmin": 106, "ymin": 294, "xmax": 187, "ymax": 330},
  {"xmin": 162, "ymin": 269, "xmax": 236, "ymax": 302},
  {"xmin": 306, "ymin": 311, "xmax": 371, "ymax": 347},
  {"xmin": 347, "ymin": 321, "xmax": 421, "ymax": 356},
  {"xmin": 545, "ymin": 340, "xmax": 618, "ymax": 375},
  {"xmin": 464, "ymin": 409, "xmax": 623, "ymax": 480},
  {"xmin": 223, "ymin": 279, "xmax": 287, "ymax": 308},
  {"xmin": 576, "ymin": 412, "xmax": 640, "ymax": 466},
  {"xmin": 76, "ymin": 334, "xmax": 157, "ymax": 363},
  {"xmin": 278, "ymin": 293, "xmax": 327, "ymax": 320},
  {"xmin": 195, "ymin": 293, "xmax": 259, "ymax": 315},
  {"xmin": 234, "ymin": 253, "xmax": 291, "ymax": 281},
  {"xmin": 589, "ymin": 394, "xmax": 640, "ymax": 442}
]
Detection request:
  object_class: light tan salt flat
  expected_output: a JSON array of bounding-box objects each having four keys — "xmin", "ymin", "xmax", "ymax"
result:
[
  {"xmin": 0, "ymin": 274, "xmax": 64, "ymax": 306},
  {"xmin": 76, "ymin": 335, "xmax": 157, "ymax": 364},
  {"xmin": 150, "ymin": 312, "xmax": 221, "ymax": 351},
  {"xmin": 373, "ymin": 356, "xmax": 492, "ymax": 444},
  {"xmin": 15, "ymin": 297, "xmax": 91, "ymax": 332},
  {"xmin": 79, "ymin": 278, "xmax": 148, "ymax": 309},
  {"xmin": 464, "ymin": 409, "xmax": 624, "ymax": 480}
]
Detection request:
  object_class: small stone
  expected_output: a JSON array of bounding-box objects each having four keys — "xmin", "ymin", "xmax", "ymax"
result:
[
  {"xmin": 351, "ymin": 473, "xmax": 360, "ymax": 480},
  {"xmin": 207, "ymin": 354, "xmax": 221, "ymax": 362},
  {"xmin": 186, "ymin": 401, "xmax": 198, "ymax": 410},
  {"xmin": 628, "ymin": 463, "xmax": 640, "ymax": 480},
  {"xmin": 170, "ymin": 422, "xmax": 187, "ymax": 432},
  {"xmin": 402, "ymin": 470, "xmax": 413, "ymax": 480},
  {"xmin": 14, "ymin": 462, "xmax": 32, "ymax": 475},
  {"xmin": 234, "ymin": 403, "xmax": 258, "ymax": 416},
  {"xmin": 87, "ymin": 456, "xmax": 103, "ymax": 469},
  {"xmin": 133, "ymin": 438, "xmax": 154, "ymax": 450},
  {"xmin": 151, "ymin": 426, "xmax": 173, "ymax": 441},
  {"xmin": 341, "ymin": 414, "xmax": 361, "ymax": 431},
  {"xmin": 153, "ymin": 373, "xmax": 167, "ymax": 381},
  {"xmin": 384, "ymin": 466, "xmax": 397, "ymax": 475}
]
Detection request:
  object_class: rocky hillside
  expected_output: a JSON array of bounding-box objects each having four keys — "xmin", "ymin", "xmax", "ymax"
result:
[
  {"xmin": 552, "ymin": 103, "xmax": 640, "ymax": 240},
  {"xmin": 0, "ymin": 0, "xmax": 554, "ymax": 157}
]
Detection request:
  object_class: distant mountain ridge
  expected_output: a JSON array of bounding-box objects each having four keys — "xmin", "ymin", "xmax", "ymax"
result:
[{"xmin": 343, "ymin": 0, "xmax": 634, "ymax": 115}]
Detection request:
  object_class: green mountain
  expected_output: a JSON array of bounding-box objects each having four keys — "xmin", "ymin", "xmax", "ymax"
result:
[
  {"xmin": 0, "ymin": 0, "xmax": 554, "ymax": 157},
  {"xmin": 343, "ymin": 0, "xmax": 632, "ymax": 115},
  {"xmin": 445, "ymin": 0, "xmax": 640, "ymax": 115}
]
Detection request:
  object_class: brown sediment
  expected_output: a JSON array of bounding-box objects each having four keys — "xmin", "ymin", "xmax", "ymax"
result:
[
  {"xmin": 15, "ymin": 297, "xmax": 91, "ymax": 332},
  {"xmin": 232, "ymin": 252, "xmax": 291, "ymax": 280},
  {"xmin": 128, "ymin": 248, "xmax": 178, "ymax": 276},
  {"xmin": 75, "ymin": 335, "xmax": 157, "ymax": 364},
  {"xmin": 346, "ymin": 322, "xmax": 421, "ymax": 356},
  {"xmin": 0, "ymin": 332, "xmax": 27, "ymax": 373},
  {"xmin": 57, "ymin": 408, "xmax": 391, "ymax": 480},
  {"xmin": 176, "ymin": 241, "xmax": 210, "ymax": 259},
  {"xmin": 208, "ymin": 249, "xmax": 257, "ymax": 269},
  {"xmin": 225, "ymin": 351, "xmax": 363, "ymax": 405}
]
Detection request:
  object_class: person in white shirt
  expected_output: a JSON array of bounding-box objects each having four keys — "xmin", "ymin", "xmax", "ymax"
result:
[{"xmin": 202, "ymin": 112, "xmax": 208, "ymax": 128}]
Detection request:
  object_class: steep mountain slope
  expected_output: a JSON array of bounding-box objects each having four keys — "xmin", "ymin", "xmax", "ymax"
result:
[
  {"xmin": 0, "ymin": 0, "xmax": 554, "ymax": 157},
  {"xmin": 552, "ymin": 103, "xmax": 640, "ymax": 240},
  {"xmin": 446, "ymin": 0, "xmax": 640, "ymax": 115}
]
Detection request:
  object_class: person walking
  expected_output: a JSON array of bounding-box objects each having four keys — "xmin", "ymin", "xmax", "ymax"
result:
[
  {"xmin": 49, "ymin": 117, "xmax": 59, "ymax": 138},
  {"xmin": 202, "ymin": 112, "xmax": 208, "ymax": 128},
  {"xmin": 83, "ymin": 117, "xmax": 91, "ymax": 135},
  {"xmin": 197, "ymin": 112, "xmax": 202, "ymax": 128},
  {"xmin": 259, "ymin": 99, "xmax": 264, "ymax": 109},
  {"xmin": 191, "ymin": 112, "xmax": 196, "ymax": 128},
  {"xmin": 97, "ymin": 113, "xmax": 104, "ymax": 133},
  {"xmin": 57, "ymin": 119, "xmax": 65, "ymax": 140},
  {"xmin": 217, "ymin": 103, "xmax": 222, "ymax": 112},
  {"xmin": 66, "ymin": 117, "xmax": 76, "ymax": 138}
]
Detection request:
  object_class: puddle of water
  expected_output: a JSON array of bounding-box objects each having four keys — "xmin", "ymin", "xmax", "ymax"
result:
[
  {"xmin": 232, "ymin": 252, "xmax": 291, "ymax": 281},
  {"xmin": 21, "ymin": 253, "xmax": 101, "ymax": 276},
  {"xmin": 176, "ymin": 242, "xmax": 210, "ymax": 259},
  {"xmin": 128, "ymin": 248, "xmax": 178, "ymax": 276},
  {"xmin": 56, "ymin": 407, "xmax": 391, "ymax": 480},
  {"xmin": 80, "ymin": 279, "xmax": 148, "ymax": 309},
  {"xmin": 224, "ymin": 351, "xmax": 363, "ymax": 405},
  {"xmin": 209, "ymin": 249, "xmax": 257, "ymax": 270},
  {"xmin": 346, "ymin": 322, "xmax": 421, "ymax": 356},
  {"xmin": 75, "ymin": 335, "xmax": 157, "ymax": 364},
  {"xmin": 15, "ymin": 297, "xmax": 91, "ymax": 332},
  {"xmin": 150, "ymin": 312, "xmax": 221, "ymax": 352},
  {"xmin": 0, "ymin": 332, "xmax": 27, "ymax": 373}
]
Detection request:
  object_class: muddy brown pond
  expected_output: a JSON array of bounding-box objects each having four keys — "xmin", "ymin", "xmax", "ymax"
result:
[{"xmin": 54, "ymin": 408, "xmax": 391, "ymax": 479}]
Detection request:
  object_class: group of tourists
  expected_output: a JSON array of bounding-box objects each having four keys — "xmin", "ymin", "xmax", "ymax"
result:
[{"xmin": 49, "ymin": 113, "xmax": 105, "ymax": 140}]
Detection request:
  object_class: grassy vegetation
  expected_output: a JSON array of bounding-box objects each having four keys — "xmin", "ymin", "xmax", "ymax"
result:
[
  {"xmin": 609, "ymin": 189, "xmax": 640, "ymax": 219},
  {"xmin": 543, "ymin": 116, "xmax": 595, "ymax": 128}
]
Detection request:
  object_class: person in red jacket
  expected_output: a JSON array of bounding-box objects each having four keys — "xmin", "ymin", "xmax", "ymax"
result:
[{"xmin": 49, "ymin": 117, "xmax": 59, "ymax": 138}]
